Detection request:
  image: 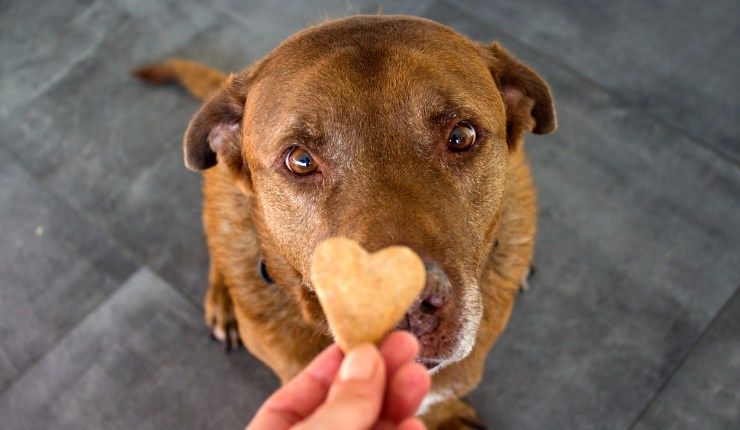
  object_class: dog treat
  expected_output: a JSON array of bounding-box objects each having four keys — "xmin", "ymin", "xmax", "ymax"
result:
[{"xmin": 310, "ymin": 237, "xmax": 426, "ymax": 352}]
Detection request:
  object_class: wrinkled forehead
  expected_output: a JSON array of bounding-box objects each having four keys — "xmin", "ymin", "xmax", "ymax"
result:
[{"xmin": 245, "ymin": 17, "xmax": 503, "ymax": 152}]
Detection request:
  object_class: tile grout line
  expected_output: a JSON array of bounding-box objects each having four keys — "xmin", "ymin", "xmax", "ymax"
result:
[
  {"xmin": 0, "ymin": 268, "xmax": 205, "ymax": 402},
  {"xmin": 624, "ymin": 284, "xmax": 740, "ymax": 429},
  {"xmin": 1, "ymin": 145, "xmax": 207, "ymax": 313},
  {"xmin": 0, "ymin": 147, "xmax": 201, "ymax": 308},
  {"xmin": 13, "ymin": 2, "xmax": 105, "ymax": 115},
  {"xmin": 0, "ymin": 267, "xmax": 129, "ymax": 401},
  {"xmin": 438, "ymin": 0, "xmax": 740, "ymax": 169},
  {"xmin": 0, "ymin": 12, "xmax": 239, "ymax": 394},
  {"xmin": 0, "ymin": 145, "xmax": 206, "ymax": 399},
  {"xmin": 0, "ymin": 266, "xmax": 205, "ymax": 403}
]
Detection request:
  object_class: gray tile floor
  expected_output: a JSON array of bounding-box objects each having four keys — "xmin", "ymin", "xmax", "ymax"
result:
[{"xmin": 1, "ymin": 1, "xmax": 737, "ymax": 429}]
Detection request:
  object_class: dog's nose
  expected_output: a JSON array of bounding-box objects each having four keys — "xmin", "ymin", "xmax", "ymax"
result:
[{"xmin": 397, "ymin": 260, "xmax": 451, "ymax": 337}]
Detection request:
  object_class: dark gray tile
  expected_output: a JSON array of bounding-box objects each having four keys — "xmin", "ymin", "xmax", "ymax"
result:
[
  {"xmin": 444, "ymin": 0, "xmax": 740, "ymax": 163},
  {"xmin": 632, "ymin": 289, "xmax": 740, "ymax": 430},
  {"xmin": 0, "ymin": 147, "xmax": 137, "ymax": 394},
  {"xmin": 0, "ymin": 0, "xmax": 224, "ymax": 302},
  {"xmin": 207, "ymin": 0, "xmax": 435, "ymax": 64},
  {"xmin": 0, "ymin": 0, "xmax": 112, "ymax": 116},
  {"xmin": 0, "ymin": 268, "xmax": 278, "ymax": 430},
  {"xmin": 423, "ymin": 3, "xmax": 740, "ymax": 429},
  {"xmin": 210, "ymin": 0, "xmax": 361, "ymax": 59},
  {"xmin": 208, "ymin": 0, "xmax": 433, "ymax": 67},
  {"xmin": 0, "ymin": 0, "xmax": 217, "ymax": 116}
]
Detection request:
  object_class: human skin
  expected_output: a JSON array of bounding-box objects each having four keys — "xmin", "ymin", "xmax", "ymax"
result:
[{"xmin": 247, "ymin": 331, "xmax": 430, "ymax": 430}]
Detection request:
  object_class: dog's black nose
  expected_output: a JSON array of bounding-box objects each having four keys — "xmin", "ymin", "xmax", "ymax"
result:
[{"xmin": 397, "ymin": 260, "xmax": 451, "ymax": 337}]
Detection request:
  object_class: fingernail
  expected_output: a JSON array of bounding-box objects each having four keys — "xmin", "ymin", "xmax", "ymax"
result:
[{"xmin": 339, "ymin": 344, "xmax": 378, "ymax": 381}]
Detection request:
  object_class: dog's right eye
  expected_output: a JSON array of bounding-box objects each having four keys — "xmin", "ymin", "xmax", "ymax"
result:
[
  {"xmin": 285, "ymin": 146, "xmax": 318, "ymax": 175},
  {"xmin": 446, "ymin": 122, "xmax": 477, "ymax": 152}
]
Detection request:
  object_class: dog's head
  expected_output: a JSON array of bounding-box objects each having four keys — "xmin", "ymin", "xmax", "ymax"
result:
[{"xmin": 184, "ymin": 16, "xmax": 555, "ymax": 371}]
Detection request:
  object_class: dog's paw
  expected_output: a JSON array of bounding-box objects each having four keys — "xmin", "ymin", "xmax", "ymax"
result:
[
  {"xmin": 518, "ymin": 264, "xmax": 536, "ymax": 294},
  {"xmin": 422, "ymin": 398, "xmax": 486, "ymax": 430},
  {"xmin": 437, "ymin": 408, "xmax": 486, "ymax": 430},
  {"xmin": 204, "ymin": 284, "xmax": 241, "ymax": 352},
  {"xmin": 438, "ymin": 415, "xmax": 487, "ymax": 430}
]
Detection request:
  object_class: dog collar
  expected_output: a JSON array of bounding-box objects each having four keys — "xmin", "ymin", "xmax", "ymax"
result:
[{"xmin": 258, "ymin": 258, "xmax": 274, "ymax": 284}]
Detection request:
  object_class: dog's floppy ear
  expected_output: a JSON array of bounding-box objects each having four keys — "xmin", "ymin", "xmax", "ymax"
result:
[
  {"xmin": 483, "ymin": 43, "xmax": 556, "ymax": 148},
  {"xmin": 183, "ymin": 73, "xmax": 249, "ymax": 171}
]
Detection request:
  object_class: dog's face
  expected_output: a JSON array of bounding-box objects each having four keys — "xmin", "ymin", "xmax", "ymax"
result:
[{"xmin": 184, "ymin": 16, "xmax": 555, "ymax": 371}]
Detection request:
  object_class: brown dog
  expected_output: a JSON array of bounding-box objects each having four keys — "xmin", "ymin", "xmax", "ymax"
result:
[{"xmin": 136, "ymin": 15, "xmax": 555, "ymax": 428}]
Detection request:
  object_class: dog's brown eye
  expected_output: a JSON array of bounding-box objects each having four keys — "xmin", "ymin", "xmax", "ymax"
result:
[
  {"xmin": 447, "ymin": 122, "xmax": 477, "ymax": 151},
  {"xmin": 285, "ymin": 146, "xmax": 317, "ymax": 175}
]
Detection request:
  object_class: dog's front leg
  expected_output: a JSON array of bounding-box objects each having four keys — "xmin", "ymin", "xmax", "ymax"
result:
[
  {"xmin": 421, "ymin": 397, "xmax": 486, "ymax": 430},
  {"xmin": 204, "ymin": 263, "xmax": 240, "ymax": 351}
]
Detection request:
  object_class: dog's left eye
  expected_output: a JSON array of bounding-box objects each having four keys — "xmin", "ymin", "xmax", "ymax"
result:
[
  {"xmin": 446, "ymin": 122, "xmax": 477, "ymax": 151},
  {"xmin": 285, "ymin": 146, "xmax": 318, "ymax": 175}
]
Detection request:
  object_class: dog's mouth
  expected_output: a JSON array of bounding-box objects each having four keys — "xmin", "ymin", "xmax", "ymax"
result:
[
  {"xmin": 394, "ymin": 271, "xmax": 484, "ymax": 373},
  {"xmin": 415, "ymin": 356, "xmax": 443, "ymax": 371},
  {"xmin": 300, "ymin": 258, "xmax": 482, "ymax": 371},
  {"xmin": 392, "ymin": 286, "xmax": 468, "ymax": 371}
]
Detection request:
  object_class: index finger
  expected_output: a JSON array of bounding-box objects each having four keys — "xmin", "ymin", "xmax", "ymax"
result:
[{"xmin": 247, "ymin": 345, "xmax": 344, "ymax": 430}]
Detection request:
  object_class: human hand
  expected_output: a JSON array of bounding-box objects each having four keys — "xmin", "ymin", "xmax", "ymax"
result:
[{"xmin": 247, "ymin": 331, "xmax": 431, "ymax": 430}]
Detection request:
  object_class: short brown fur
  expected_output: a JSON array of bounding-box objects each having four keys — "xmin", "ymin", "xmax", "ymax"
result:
[{"xmin": 135, "ymin": 15, "xmax": 555, "ymax": 428}]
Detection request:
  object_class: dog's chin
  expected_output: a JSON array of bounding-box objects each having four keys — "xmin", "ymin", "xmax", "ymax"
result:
[
  {"xmin": 408, "ymin": 327, "xmax": 462, "ymax": 372},
  {"xmin": 415, "ymin": 356, "xmax": 443, "ymax": 371},
  {"xmin": 412, "ymin": 324, "xmax": 480, "ymax": 375},
  {"xmin": 416, "ymin": 340, "xmax": 473, "ymax": 375},
  {"xmin": 312, "ymin": 278, "xmax": 484, "ymax": 375}
]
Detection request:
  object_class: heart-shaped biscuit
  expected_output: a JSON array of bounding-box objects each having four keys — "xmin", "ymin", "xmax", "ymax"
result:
[{"xmin": 310, "ymin": 237, "xmax": 426, "ymax": 352}]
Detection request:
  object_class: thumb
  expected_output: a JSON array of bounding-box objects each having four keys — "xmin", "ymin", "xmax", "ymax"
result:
[{"xmin": 294, "ymin": 344, "xmax": 386, "ymax": 430}]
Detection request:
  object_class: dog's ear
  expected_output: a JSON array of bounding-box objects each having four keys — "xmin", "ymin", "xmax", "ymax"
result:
[
  {"xmin": 183, "ymin": 74, "xmax": 249, "ymax": 172},
  {"xmin": 483, "ymin": 43, "xmax": 556, "ymax": 148}
]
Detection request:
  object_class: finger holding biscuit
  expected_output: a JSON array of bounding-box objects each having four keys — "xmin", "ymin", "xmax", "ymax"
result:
[
  {"xmin": 248, "ymin": 332, "xmax": 430, "ymax": 430},
  {"xmin": 248, "ymin": 237, "xmax": 431, "ymax": 429}
]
